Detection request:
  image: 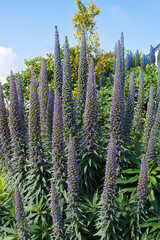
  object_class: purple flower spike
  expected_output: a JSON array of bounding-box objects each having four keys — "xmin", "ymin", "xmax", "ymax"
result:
[
  {"xmin": 28, "ymin": 72, "xmax": 44, "ymax": 167},
  {"xmin": 156, "ymin": 64, "xmax": 160, "ymax": 111},
  {"xmin": 101, "ymin": 135, "xmax": 117, "ymax": 225},
  {"xmin": 15, "ymin": 188, "xmax": 31, "ymax": 239},
  {"xmin": 67, "ymin": 134, "xmax": 80, "ymax": 216},
  {"xmin": 9, "ymin": 72, "xmax": 25, "ymax": 168},
  {"xmin": 136, "ymin": 156, "xmax": 148, "ymax": 211},
  {"xmin": 46, "ymin": 90, "xmax": 54, "ymax": 140},
  {"xmin": 123, "ymin": 72, "xmax": 135, "ymax": 144},
  {"xmin": 0, "ymin": 81, "xmax": 11, "ymax": 168},
  {"xmin": 135, "ymin": 50, "xmax": 140, "ymax": 66},
  {"xmin": 76, "ymin": 28, "xmax": 87, "ymax": 124},
  {"xmin": 52, "ymin": 90, "xmax": 65, "ymax": 183},
  {"xmin": 143, "ymin": 86, "xmax": 154, "ymax": 152},
  {"xmin": 83, "ymin": 60, "xmax": 98, "ymax": 151},
  {"xmin": 39, "ymin": 59, "xmax": 49, "ymax": 137},
  {"xmin": 51, "ymin": 180, "xmax": 64, "ymax": 239},
  {"xmin": 121, "ymin": 32, "xmax": 125, "ymax": 91},
  {"xmin": 110, "ymin": 40, "xmax": 123, "ymax": 151},
  {"xmin": 150, "ymin": 45, "xmax": 155, "ymax": 64},
  {"xmin": 145, "ymin": 127, "xmax": 154, "ymax": 164},
  {"xmin": 54, "ymin": 26, "xmax": 63, "ymax": 96},
  {"xmin": 62, "ymin": 36, "xmax": 75, "ymax": 143}
]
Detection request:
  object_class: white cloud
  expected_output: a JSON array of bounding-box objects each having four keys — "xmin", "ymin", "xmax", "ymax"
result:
[{"xmin": 0, "ymin": 47, "xmax": 17, "ymax": 84}]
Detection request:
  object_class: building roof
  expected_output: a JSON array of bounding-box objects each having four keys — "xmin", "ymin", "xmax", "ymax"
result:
[{"xmin": 154, "ymin": 43, "xmax": 160, "ymax": 52}]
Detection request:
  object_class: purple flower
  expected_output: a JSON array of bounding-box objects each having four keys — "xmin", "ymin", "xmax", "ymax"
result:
[
  {"xmin": 121, "ymin": 32, "xmax": 125, "ymax": 91},
  {"xmin": 135, "ymin": 50, "xmax": 140, "ymax": 66},
  {"xmin": 110, "ymin": 40, "xmax": 123, "ymax": 151},
  {"xmin": 0, "ymin": 81, "xmax": 11, "ymax": 168},
  {"xmin": 67, "ymin": 134, "xmax": 80, "ymax": 217},
  {"xmin": 101, "ymin": 135, "xmax": 117, "ymax": 225},
  {"xmin": 145, "ymin": 127, "xmax": 154, "ymax": 164},
  {"xmin": 136, "ymin": 156, "xmax": 148, "ymax": 211},
  {"xmin": 50, "ymin": 180, "xmax": 64, "ymax": 239},
  {"xmin": 76, "ymin": 28, "xmax": 87, "ymax": 124},
  {"xmin": 143, "ymin": 86, "xmax": 154, "ymax": 152},
  {"xmin": 156, "ymin": 63, "xmax": 160, "ymax": 111},
  {"xmin": 28, "ymin": 72, "xmax": 44, "ymax": 167},
  {"xmin": 62, "ymin": 36, "xmax": 76, "ymax": 143},
  {"xmin": 83, "ymin": 60, "xmax": 97, "ymax": 151},
  {"xmin": 54, "ymin": 26, "xmax": 63, "ymax": 96},
  {"xmin": 46, "ymin": 90, "xmax": 54, "ymax": 140},
  {"xmin": 39, "ymin": 59, "xmax": 49, "ymax": 137},
  {"xmin": 150, "ymin": 45, "xmax": 155, "ymax": 64},
  {"xmin": 15, "ymin": 188, "xmax": 31, "ymax": 239}
]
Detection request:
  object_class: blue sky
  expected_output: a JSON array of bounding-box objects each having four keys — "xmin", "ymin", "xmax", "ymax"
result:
[{"xmin": 0, "ymin": 0, "xmax": 160, "ymax": 83}]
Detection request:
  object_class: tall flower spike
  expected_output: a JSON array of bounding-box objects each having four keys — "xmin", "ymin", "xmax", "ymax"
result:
[
  {"xmin": 17, "ymin": 73, "xmax": 27, "ymax": 143},
  {"xmin": 136, "ymin": 156, "xmax": 148, "ymax": 211},
  {"xmin": 143, "ymin": 86, "xmax": 154, "ymax": 152},
  {"xmin": 101, "ymin": 135, "xmax": 117, "ymax": 225},
  {"xmin": 76, "ymin": 27, "xmax": 87, "ymax": 124},
  {"xmin": 52, "ymin": 89, "xmax": 65, "ymax": 183},
  {"xmin": 141, "ymin": 54, "xmax": 147, "ymax": 70},
  {"xmin": 46, "ymin": 90, "xmax": 54, "ymax": 140},
  {"xmin": 121, "ymin": 32, "xmax": 125, "ymax": 91},
  {"xmin": 28, "ymin": 72, "xmax": 44, "ymax": 167},
  {"xmin": 0, "ymin": 81, "xmax": 11, "ymax": 168},
  {"xmin": 110, "ymin": 40, "xmax": 123, "ymax": 151},
  {"xmin": 123, "ymin": 72, "xmax": 135, "ymax": 144},
  {"xmin": 154, "ymin": 102, "xmax": 160, "ymax": 136},
  {"xmin": 83, "ymin": 60, "xmax": 97, "ymax": 151},
  {"xmin": 67, "ymin": 134, "xmax": 80, "ymax": 216},
  {"xmin": 50, "ymin": 180, "xmax": 64, "ymax": 239},
  {"xmin": 145, "ymin": 127, "xmax": 154, "ymax": 164},
  {"xmin": 150, "ymin": 45, "xmax": 155, "ymax": 64},
  {"xmin": 133, "ymin": 71, "xmax": 145, "ymax": 132},
  {"xmin": 135, "ymin": 50, "xmax": 140, "ymax": 66},
  {"xmin": 39, "ymin": 59, "xmax": 49, "ymax": 137},
  {"xmin": 15, "ymin": 188, "xmax": 31, "ymax": 239},
  {"xmin": 156, "ymin": 63, "xmax": 160, "ymax": 111},
  {"xmin": 62, "ymin": 36, "xmax": 76, "ymax": 143},
  {"xmin": 54, "ymin": 26, "xmax": 62, "ymax": 96},
  {"xmin": 9, "ymin": 72, "xmax": 25, "ymax": 168}
]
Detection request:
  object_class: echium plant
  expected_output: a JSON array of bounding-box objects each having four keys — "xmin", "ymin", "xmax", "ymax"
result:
[
  {"xmin": 54, "ymin": 26, "xmax": 63, "ymax": 96},
  {"xmin": 67, "ymin": 134, "xmax": 80, "ymax": 217},
  {"xmin": 28, "ymin": 72, "xmax": 44, "ymax": 167},
  {"xmin": 15, "ymin": 187, "xmax": 31, "ymax": 239},
  {"xmin": 125, "ymin": 54, "xmax": 131, "ymax": 70},
  {"xmin": 141, "ymin": 54, "xmax": 147, "ymax": 70},
  {"xmin": 110, "ymin": 40, "xmax": 123, "ymax": 151},
  {"xmin": 9, "ymin": 72, "xmax": 25, "ymax": 169},
  {"xmin": 39, "ymin": 59, "xmax": 49, "ymax": 137},
  {"xmin": 143, "ymin": 86, "xmax": 154, "ymax": 152},
  {"xmin": 133, "ymin": 71, "xmax": 145, "ymax": 135},
  {"xmin": 46, "ymin": 90, "xmax": 54, "ymax": 140},
  {"xmin": 154, "ymin": 103, "xmax": 160, "ymax": 165},
  {"xmin": 50, "ymin": 180, "xmax": 64, "ymax": 240},
  {"xmin": 135, "ymin": 156, "xmax": 148, "ymax": 212},
  {"xmin": 150, "ymin": 45, "xmax": 155, "ymax": 64},
  {"xmin": 62, "ymin": 36, "xmax": 76, "ymax": 143},
  {"xmin": 83, "ymin": 59, "xmax": 97, "ymax": 151},
  {"xmin": 0, "ymin": 81, "xmax": 11, "ymax": 168},
  {"xmin": 135, "ymin": 50, "xmax": 140, "ymax": 66},
  {"xmin": 156, "ymin": 61, "xmax": 160, "ymax": 111},
  {"xmin": 17, "ymin": 72, "xmax": 27, "ymax": 143},
  {"xmin": 121, "ymin": 32, "xmax": 125, "ymax": 91},
  {"xmin": 145, "ymin": 127, "xmax": 154, "ymax": 164},
  {"xmin": 52, "ymin": 90, "xmax": 66, "ymax": 185},
  {"xmin": 123, "ymin": 72, "xmax": 135, "ymax": 144},
  {"xmin": 76, "ymin": 27, "xmax": 87, "ymax": 124},
  {"xmin": 100, "ymin": 135, "xmax": 117, "ymax": 227}
]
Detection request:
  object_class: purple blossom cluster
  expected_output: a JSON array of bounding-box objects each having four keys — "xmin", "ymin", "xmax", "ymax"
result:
[
  {"xmin": 135, "ymin": 50, "xmax": 140, "ymax": 66},
  {"xmin": 39, "ymin": 59, "xmax": 49, "ymax": 137},
  {"xmin": 121, "ymin": 32, "xmax": 125, "ymax": 91},
  {"xmin": 156, "ymin": 63, "xmax": 160, "ymax": 111},
  {"xmin": 145, "ymin": 127, "xmax": 155, "ymax": 164},
  {"xmin": 136, "ymin": 156, "xmax": 148, "ymax": 210},
  {"xmin": 52, "ymin": 90, "xmax": 65, "ymax": 183},
  {"xmin": 28, "ymin": 72, "xmax": 44, "ymax": 167},
  {"xmin": 62, "ymin": 36, "xmax": 75, "ymax": 143},
  {"xmin": 67, "ymin": 134, "xmax": 80, "ymax": 217},
  {"xmin": 0, "ymin": 82, "xmax": 11, "ymax": 168},
  {"xmin": 46, "ymin": 90, "xmax": 54, "ymax": 140},
  {"xmin": 54, "ymin": 26, "xmax": 63, "ymax": 96},
  {"xmin": 110, "ymin": 40, "xmax": 123, "ymax": 151},
  {"xmin": 50, "ymin": 180, "xmax": 64, "ymax": 239},
  {"xmin": 150, "ymin": 45, "xmax": 155, "ymax": 64},
  {"xmin": 141, "ymin": 54, "xmax": 148, "ymax": 70},
  {"xmin": 83, "ymin": 60, "xmax": 97, "ymax": 151},
  {"xmin": 123, "ymin": 72, "xmax": 135, "ymax": 143},
  {"xmin": 143, "ymin": 86, "xmax": 154, "ymax": 152},
  {"xmin": 15, "ymin": 188, "xmax": 31, "ymax": 239},
  {"xmin": 101, "ymin": 135, "xmax": 117, "ymax": 225},
  {"xmin": 76, "ymin": 28, "xmax": 87, "ymax": 124}
]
